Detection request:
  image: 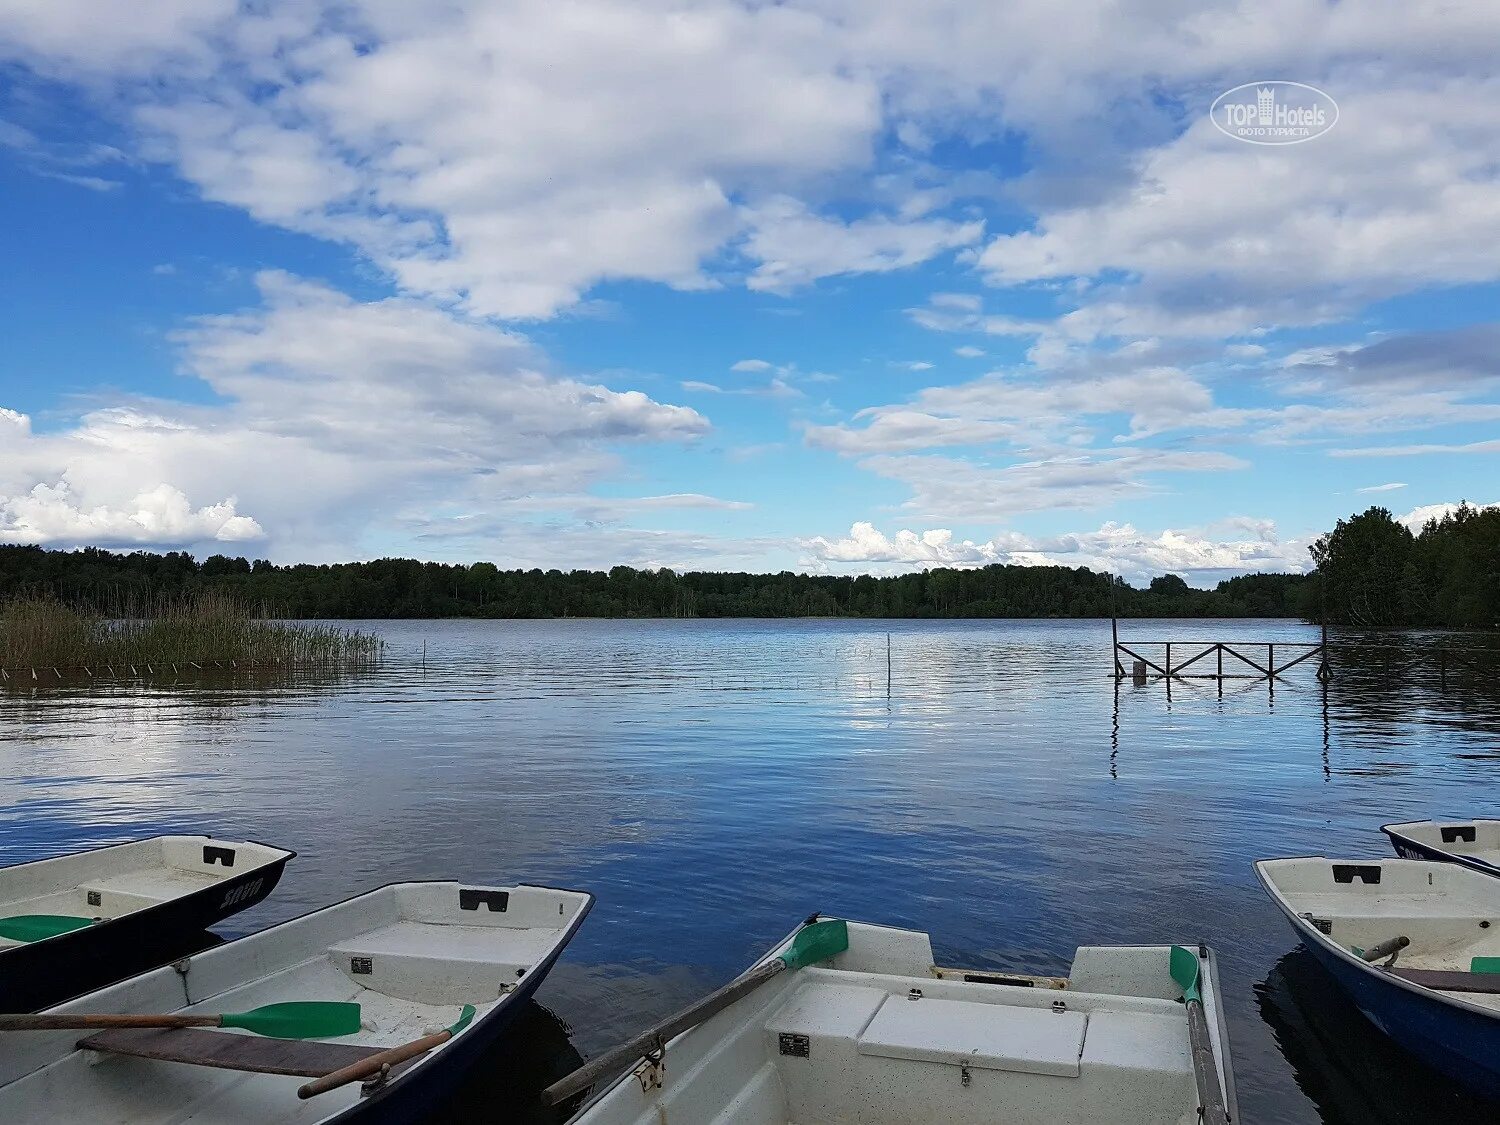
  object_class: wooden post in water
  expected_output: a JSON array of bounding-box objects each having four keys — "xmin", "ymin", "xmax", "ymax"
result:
[
  {"xmin": 1132, "ymin": 659, "xmax": 1147, "ymax": 685},
  {"xmin": 1109, "ymin": 574, "xmax": 1124, "ymax": 678}
]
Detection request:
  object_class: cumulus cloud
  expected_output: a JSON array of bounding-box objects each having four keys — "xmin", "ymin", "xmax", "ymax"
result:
[
  {"xmin": 802, "ymin": 518, "xmax": 1308, "ymax": 583},
  {"xmin": 1396, "ymin": 500, "xmax": 1498, "ymax": 534},
  {"xmin": 0, "ymin": 481, "xmax": 262, "ymax": 546}
]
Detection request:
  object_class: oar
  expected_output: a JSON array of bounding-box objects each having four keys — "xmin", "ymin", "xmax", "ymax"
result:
[
  {"xmin": 1170, "ymin": 946, "xmax": 1231, "ymax": 1125},
  {"xmin": 0, "ymin": 1001, "xmax": 362, "ymax": 1040},
  {"xmin": 543, "ymin": 917, "xmax": 849, "ymax": 1107},
  {"xmin": 298, "ymin": 1004, "xmax": 475, "ymax": 1098},
  {"xmin": 0, "ymin": 915, "xmax": 95, "ymax": 943}
]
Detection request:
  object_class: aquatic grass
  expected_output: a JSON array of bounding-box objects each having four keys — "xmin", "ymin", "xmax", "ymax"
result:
[{"xmin": 0, "ymin": 592, "xmax": 382, "ymax": 671}]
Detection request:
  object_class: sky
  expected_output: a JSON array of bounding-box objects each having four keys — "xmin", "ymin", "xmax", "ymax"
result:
[{"xmin": 1, "ymin": 1, "xmax": 1498, "ymax": 585}]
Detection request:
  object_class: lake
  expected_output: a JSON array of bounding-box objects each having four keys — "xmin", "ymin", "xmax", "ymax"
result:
[{"xmin": 3, "ymin": 618, "xmax": 1498, "ymax": 1122}]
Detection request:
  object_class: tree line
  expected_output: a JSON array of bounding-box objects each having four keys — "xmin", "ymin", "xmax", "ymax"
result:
[
  {"xmin": 0, "ymin": 503, "xmax": 1491, "ymax": 625},
  {"xmin": 0, "ymin": 544, "xmax": 1311, "ymax": 620}
]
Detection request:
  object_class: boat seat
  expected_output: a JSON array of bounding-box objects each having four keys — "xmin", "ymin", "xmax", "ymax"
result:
[
  {"xmin": 78, "ymin": 868, "xmax": 219, "ymax": 915},
  {"xmin": 328, "ymin": 920, "xmax": 555, "ymax": 1002},
  {"xmin": 1391, "ymin": 968, "xmax": 1500, "ymax": 994},
  {"xmin": 77, "ymin": 1027, "xmax": 415, "ymax": 1079},
  {"xmin": 858, "ymin": 994, "xmax": 1087, "ymax": 1077}
]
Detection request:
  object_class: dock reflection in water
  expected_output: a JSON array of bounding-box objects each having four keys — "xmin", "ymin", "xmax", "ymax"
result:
[{"xmin": 2, "ymin": 618, "xmax": 1498, "ymax": 1123}]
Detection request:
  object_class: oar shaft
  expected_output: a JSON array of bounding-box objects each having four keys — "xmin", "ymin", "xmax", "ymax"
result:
[
  {"xmin": 1185, "ymin": 997, "xmax": 1230, "ymax": 1125},
  {"xmin": 543, "ymin": 959, "xmax": 784, "ymax": 1106},
  {"xmin": 0, "ymin": 1014, "xmax": 220, "ymax": 1031},
  {"xmin": 297, "ymin": 1028, "xmax": 452, "ymax": 1099}
]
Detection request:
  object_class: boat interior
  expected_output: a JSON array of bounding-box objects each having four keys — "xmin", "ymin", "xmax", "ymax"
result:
[
  {"xmin": 0, "ymin": 882, "xmax": 591, "ymax": 1124},
  {"xmin": 1258, "ymin": 857, "xmax": 1500, "ymax": 1009},
  {"xmin": 0, "ymin": 836, "xmax": 290, "ymax": 948},
  {"xmin": 579, "ymin": 921, "xmax": 1230, "ymax": 1125},
  {"xmin": 1385, "ymin": 819, "xmax": 1500, "ymax": 865}
]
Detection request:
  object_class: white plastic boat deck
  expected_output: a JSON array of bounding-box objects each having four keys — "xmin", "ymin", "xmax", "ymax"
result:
[{"xmin": 574, "ymin": 923, "xmax": 1232, "ymax": 1125}]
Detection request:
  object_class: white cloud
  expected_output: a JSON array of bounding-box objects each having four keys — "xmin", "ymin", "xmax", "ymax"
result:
[
  {"xmin": 730, "ymin": 359, "xmax": 774, "ymax": 372},
  {"xmin": 1356, "ymin": 482, "xmax": 1407, "ymax": 493},
  {"xmin": 741, "ymin": 196, "xmax": 982, "ymax": 293},
  {"xmin": 801, "ymin": 517, "xmax": 1308, "ymax": 583},
  {"xmin": 1396, "ymin": 500, "xmax": 1498, "ymax": 534},
  {"xmin": 897, "ymin": 360, "xmax": 934, "ymax": 372},
  {"xmin": 0, "ymin": 273, "xmax": 708, "ymax": 555},
  {"xmin": 0, "ymin": 481, "xmax": 262, "ymax": 546},
  {"xmin": 1331, "ymin": 439, "xmax": 1500, "ymax": 458},
  {"xmin": 802, "ymin": 522, "xmax": 1002, "ymax": 566},
  {"xmin": 856, "ymin": 448, "xmax": 1247, "ymax": 522},
  {"xmin": 954, "ymin": 346, "xmax": 985, "ymax": 358}
]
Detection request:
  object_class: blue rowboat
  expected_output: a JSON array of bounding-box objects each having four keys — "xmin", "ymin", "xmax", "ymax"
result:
[
  {"xmin": 1383, "ymin": 819, "xmax": 1500, "ymax": 877},
  {"xmin": 1, "ymin": 835, "xmax": 294, "ymax": 1012},
  {"xmin": 0, "ymin": 880, "xmax": 593, "ymax": 1123},
  {"xmin": 1257, "ymin": 855, "xmax": 1500, "ymax": 1103}
]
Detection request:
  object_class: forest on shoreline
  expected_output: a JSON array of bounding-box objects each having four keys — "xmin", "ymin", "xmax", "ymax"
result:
[{"xmin": 1, "ymin": 504, "xmax": 1494, "ymax": 626}]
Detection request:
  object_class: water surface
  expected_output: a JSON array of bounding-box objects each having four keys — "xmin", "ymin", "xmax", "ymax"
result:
[{"xmin": 3, "ymin": 618, "xmax": 1498, "ymax": 1123}]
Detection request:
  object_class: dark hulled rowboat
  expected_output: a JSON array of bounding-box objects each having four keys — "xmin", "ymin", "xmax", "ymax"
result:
[
  {"xmin": 1257, "ymin": 855, "xmax": 1500, "ymax": 1103},
  {"xmin": 1382, "ymin": 819, "xmax": 1500, "ymax": 877},
  {"xmin": 0, "ymin": 835, "xmax": 294, "ymax": 1012}
]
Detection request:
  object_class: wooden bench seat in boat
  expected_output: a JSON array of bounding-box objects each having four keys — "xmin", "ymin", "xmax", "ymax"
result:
[
  {"xmin": 1391, "ymin": 968, "xmax": 1500, "ymax": 995},
  {"xmin": 77, "ymin": 1027, "xmax": 416, "ymax": 1079}
]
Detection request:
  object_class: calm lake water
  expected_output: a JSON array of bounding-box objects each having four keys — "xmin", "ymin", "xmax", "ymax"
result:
[{"xmin": 3, "ymin": 618, "xmax": 1499, "ymax": 1123}]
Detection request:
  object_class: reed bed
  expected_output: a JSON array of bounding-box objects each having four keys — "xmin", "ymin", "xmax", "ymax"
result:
[{"xmin": 0, "ymin": 592, "xmax": 382, "ymax": 671}]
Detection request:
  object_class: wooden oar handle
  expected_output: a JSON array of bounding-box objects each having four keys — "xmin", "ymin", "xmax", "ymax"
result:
[
  {"xmin": 297, "ymin": 1028, "xmax": 450, "ymax": 1099},
  {"xmin": 0, "ymin": 1014, "xmax": 219, "ymax": 1031}
]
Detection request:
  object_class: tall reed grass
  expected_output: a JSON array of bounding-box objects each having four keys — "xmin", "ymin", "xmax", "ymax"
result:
[{"xmin": 0, "ymin": 592, "xmax": 382, "ymax": 670}]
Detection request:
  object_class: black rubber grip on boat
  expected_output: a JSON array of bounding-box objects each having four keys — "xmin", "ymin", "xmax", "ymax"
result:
[
  {"xmin": 1441, "ymin": 826, "xmax": 1477, "ymax": 844},
  {"xmin": 203, "ymin": 845, "xmax": 236, "ymax": 868},
  {"xmin": 1332, "ymin": 864, "xmax": 1381, "ymax": 884},
  {"xmin": 459, "ymin": 889, "xmax": 509, "ymax": 912}
]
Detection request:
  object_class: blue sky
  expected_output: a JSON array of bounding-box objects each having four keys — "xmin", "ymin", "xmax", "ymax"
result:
[{"xmin": 2, "ymin": 2, "xmax": 1497, "ymax": 583}]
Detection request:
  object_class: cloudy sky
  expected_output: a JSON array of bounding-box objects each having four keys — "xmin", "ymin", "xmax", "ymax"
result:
[{"xmin": 1, "ymin": 1, "xmax": 1497, "ymax": 583}]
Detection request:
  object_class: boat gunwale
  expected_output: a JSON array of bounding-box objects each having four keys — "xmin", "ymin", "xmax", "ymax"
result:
[{"xmin": 1254, "ymin": 856, "xmax": 1500, "ymax": 1021}]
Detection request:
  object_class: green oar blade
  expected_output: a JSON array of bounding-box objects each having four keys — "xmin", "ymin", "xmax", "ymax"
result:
[
  {"xmin": 0, "ymin": 915, "xmax": 94, "ymax": 943},
  {"xmin": 448, "ymin": 1004, "xmax": 476, "ymax": 1036},
  {"xmin": 779, "ymin": 919, "xmax": 849, "ymax": 970},
  {"xmin": 1170, "ymin": 946, "xmax": 1202, "ymax": 1004},
  {"xmin": 220, "ymin": 1002, "xmax": 362, "ymax": 1040}
]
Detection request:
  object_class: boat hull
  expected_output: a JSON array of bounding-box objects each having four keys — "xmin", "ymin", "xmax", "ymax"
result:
[
  {"xmin": 1, "ymin": 842, "xmax": 291, "ymax": 1013},
  {"xmin": 1297, "ymin": 929, "xmax": 1500, "ymax": 1102}
]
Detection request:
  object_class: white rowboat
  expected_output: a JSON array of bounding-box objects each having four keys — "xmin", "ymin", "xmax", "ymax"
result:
[
  {"xmin": 569, "ymin": 918, "xmax": 1237, "ymax": 1125},
  {"xmin": 0, "ymin": 879, "xmax": 592, "ymax": 1123}
]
